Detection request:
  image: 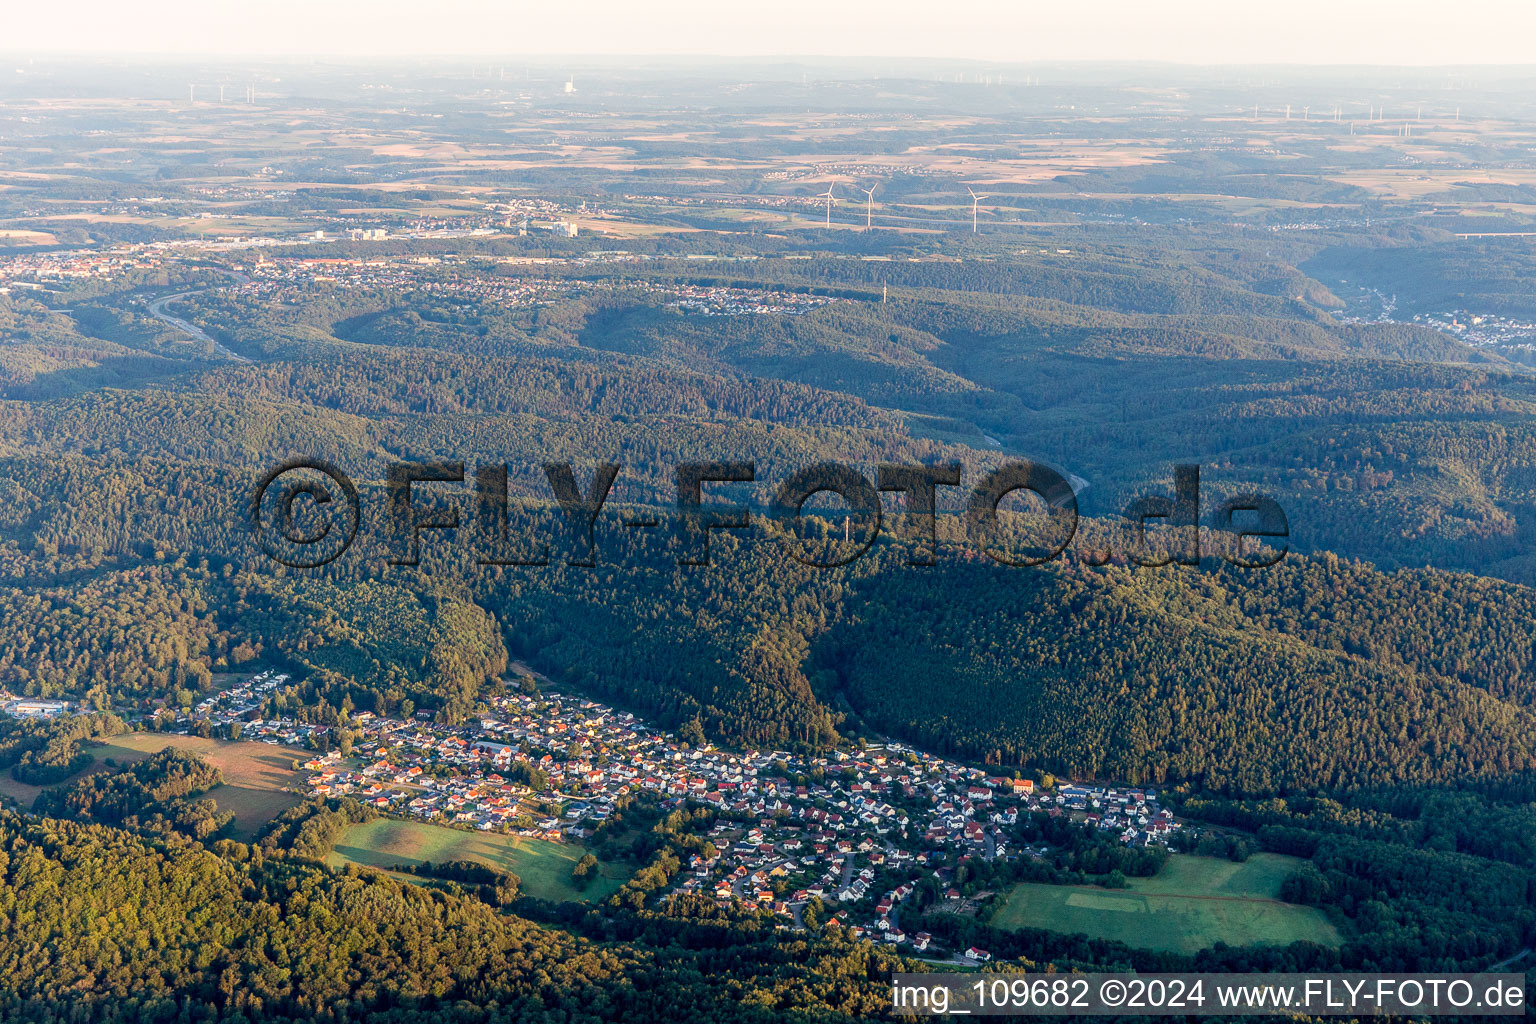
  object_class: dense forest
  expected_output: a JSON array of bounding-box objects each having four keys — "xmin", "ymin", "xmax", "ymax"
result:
[
  {"xmin": 4, "ymin": 254, "xmax": 1536, "ymax": 785},
  {"xmin": 32, "ymin": 747, "xmax": 233, "ymax": 839},
  {"xmin": 4, "ymin": 80, "xmax": 1536, "ymax": 1015},
  {"xmin": 0, "ymin": 810, "xmax": 902, "ymax": 1023}
]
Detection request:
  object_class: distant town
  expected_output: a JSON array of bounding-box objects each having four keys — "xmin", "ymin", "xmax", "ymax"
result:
[{"xmin": 0, "ymin": 243, "xmax": 850, "ymax": 319}]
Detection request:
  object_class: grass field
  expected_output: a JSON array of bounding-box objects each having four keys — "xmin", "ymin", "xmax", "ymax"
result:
[
  {"xmin": 93, "ymin": 734, "xmax": 304, "ymax": 840},
  {"xmin": 326, "ymin": 818, "xmax": 629, "ymax": 903},
  {"xmin": 0, "ymin": 229, "xmax": 58, "ymax": 245},
  {"xmin": 0, "ymin": 733, "xmax": 303, "ymax": 839},
  {"xmin": 0, "ymin": 772, "xmax": 50, "ymax": 808},
  {"xmin": 990, "ymin": 853, "xmax": 1341, "ymax": 954}
]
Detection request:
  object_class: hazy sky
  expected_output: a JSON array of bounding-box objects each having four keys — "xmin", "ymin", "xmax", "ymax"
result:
[{"xmin": 10, "ymin": 0, "xmax": 1535, "ymax": 66}]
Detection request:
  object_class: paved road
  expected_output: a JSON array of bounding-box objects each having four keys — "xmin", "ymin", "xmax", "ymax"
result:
[
  {"xmin": 731, "ymin": 855, "xmax": 797, "ymax": 900},
  {"xmin": 1488, "ymin": 948, "xmax": 1531, "ymax": 972},
  {"xmin": 145, "ymin": 275, "xmax": 252, "ymax": 363}
]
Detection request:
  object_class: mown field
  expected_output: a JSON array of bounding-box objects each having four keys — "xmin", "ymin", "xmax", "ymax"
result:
[
  {"xmin": 9, "ymin": 730, "xmax": 626, "ymax": 903},
  {"xmin": 325, "ymin": 817, "xmax": 629, "ymax": 903},
  {"xmin": 94, "ymin": 734, "xmax": 305, "ymax": 840},
  {"xmin": 990, "ymin": 853, "xmax": 1341, "ymax": 954},
  {"xmin": 2, "ymin": 732, "xmax": 305, "ymax": 838}
]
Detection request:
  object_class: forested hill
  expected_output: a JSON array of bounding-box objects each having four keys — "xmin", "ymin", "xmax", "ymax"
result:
[
  {"xmin": 10, "ymin": 60, "xmax": 1536, "ymax": 1020},
  {"xmin": 810, "ymin": 554, "xmax": 1536, "ymax": 792},
  {"xmin": 0, "ymin": 810, "xmax": 898, "ymax": 1022},
  {"xmin": 16, "ymin": 253, "xmax": 1534, "ymax": 578},
  {"xmin": 487, "ymin": 536, "xmax": 1536, "ymax": 794},
  {"xmin": 5, "ymin": 492, "xmax": 1535, "ymax": 794},
  {"xmin": 3, "ymin": 234, "xmax": 1536, "ymax": 793}
]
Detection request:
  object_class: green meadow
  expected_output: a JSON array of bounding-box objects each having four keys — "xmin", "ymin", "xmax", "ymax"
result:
[
  {"xmin": 326, "ymin": 817, "xmax": 629, "ymax": 903},
  {"xmin": 990, "ymin": 853, "xmax": 1341, "ymax": 954}
]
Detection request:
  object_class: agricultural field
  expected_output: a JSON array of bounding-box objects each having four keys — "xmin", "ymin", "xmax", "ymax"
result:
[
  {"xmin": 325, "ymin": 817, "xmax": 629, "ymax": 903},
  {"xmin": 0, "ymin": 229, "xmax": 56, "ymax": 245},
  {"xmin": 93, "ymin": 734, "xmax": 305, "ymax": 840},
  {"xmin": 990, "ymin": 853, "xmax": 1342, "ymax": 955},
  {"xmin": 0, "ymin": 733, "xmax": 304, "ymax": 839},
  {"xmin": 0, "ymin": 771, "xmax": 54, "ymax": 808}
]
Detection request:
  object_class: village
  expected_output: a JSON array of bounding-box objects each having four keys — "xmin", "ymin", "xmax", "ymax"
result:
[
  {"xmin": 156, "ymin": 669, "xmax": 1183, "ymax": 958},
  {"xmin": 0, "ymin": 242, "xmax": 846, "ymax": 318},
  {"xmin": 224, "ymin": 256, "xmax": 843, "ymax": 317}
]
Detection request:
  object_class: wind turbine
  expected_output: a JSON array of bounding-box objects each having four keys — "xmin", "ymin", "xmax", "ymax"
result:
[
  {"xmin": 860, "ymin": 183, "xmax": 878, "ymax": 229},
  {"xmin": 816, "ymin": 185, "xmax": 837, "ymax": 228},
  {"xmin": 967, "ymin": 186, "xmax": 993, "ymax": 234}
]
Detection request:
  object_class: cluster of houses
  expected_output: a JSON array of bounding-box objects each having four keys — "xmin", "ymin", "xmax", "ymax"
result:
[
  {"xmin": 661, "ymin": 282, "xmax": 842, "ymax": 316},
  {"xmin": 177, "ymin": 674, "xmax": 1183, "ymax": 957},
  {"xmin": 222, "ymin": 256, "xmax": 841, "ymax": 320},
  {"xmin": 1414, "ymin": 309, "xmax": 1536, "ymax": 352},
  {"xmin": 232, "ymin": 258, "xmax": 589, "ymax": 309},
  {"xmin": 2, "ymin": 237, "xmax": 848, "ymax": 322},
  {"xmin": 0, "ymin": 246, "xmax": 164, "ymax": 289}
]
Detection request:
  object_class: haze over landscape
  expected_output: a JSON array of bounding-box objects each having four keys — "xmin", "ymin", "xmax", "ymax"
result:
[
  {"xmin": 12, "ymin": 0, "xmax": 1536, "ymax": 64},
  {"xmin": 2, "ymin": 12, "xmax": 1536, "ymax": 1021}
]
